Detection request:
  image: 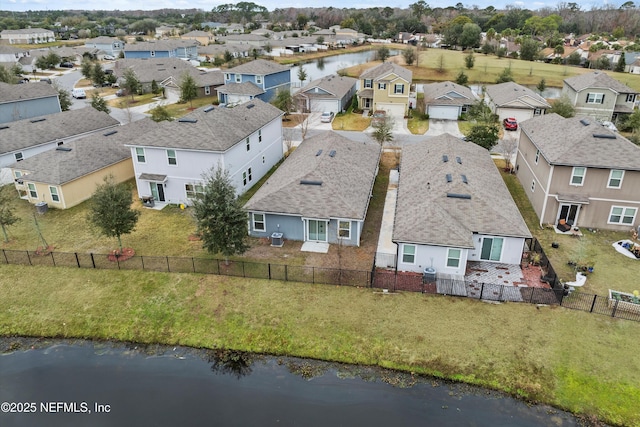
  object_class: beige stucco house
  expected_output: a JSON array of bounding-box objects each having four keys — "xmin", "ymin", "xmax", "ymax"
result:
[
  {"xmin": 357, "ymin": 62, "xmax": 412, "ymax": 118},
  {"xmin": 181, "ymin": 30, "xmax": 215, "ymax": 46},
  {"xmin": 515, "ymin": 113, "xmax": 640, "ymax": 231}
]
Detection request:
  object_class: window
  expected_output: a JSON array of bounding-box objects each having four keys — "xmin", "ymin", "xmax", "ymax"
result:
[
  {"xmin": 363, "ymin": 79, "xmax": 372, "ymax": 88},
  {"xmin": 534, "ymin": 108, "xmax": 542, "ymax": 115},
  {"xmin": 394, "ymin": 84, "xmax": 404, "ymax": 94},
  {"xmin": 338, "ymin": 221, "xmax": 350, "ymax": 239},
  {"xmin": 608, "ymin": 169, "xmax": 624, "ymax": 188},
  {"xmin": 402, "ymin": 244, "xmax": 416, "ymax": 264},
  {"xmin": 531, "ymin": 180, "xmax": 535, "ymax": 192},
  {"xmin": 378, "ymin": 83, "xmax": 386, "ymax": 90},
  {"xmin": 446, "ymin": 248, "xmax": 461, "ymax": 268},
  {"xmin": 185, "ymin": 184, "xmax": 204, "ymax": 199},
  {"xmin": 243, "ymin": 171, "xmax": 247, "ymax": 186},
  {"xmin": 27, "ymin": 183, "xmax": 37, "ymax": 198},
  {"xmin": 586, "ymin": 93, "xmax": 604, "ymax": 104},
  {"xmin": 14, "ymin": 152, "xmax": 23, "ymax": 162},
  {"xmin": 49, "ymin": 186, "xmax": 59, "ymax": 202},
  {"xmin": 14, "ymin": 171, "xmax": 22, "ymax": 179},
  {"xmin": 258, "ymin": 129, "xmax": 262, "ymax": 143},
  {"xmin": 167, "ymin": 149, "xmax": 177, "ymax": 165},
  {"xmin": 246, "ymin": 137, "xmax": 250, "ymax": 151},
  {"xmin": 235, "ymin": 74, "xmax": 241, "ymax": 83},
  {"xmin": 609, "ymin": 206, "xmax": 637, "ymax": 225},
  {"xmin": 256, "ymin": 75, "xmax": 263, "ymax": 84},
  {"xmin": 253, "ymin": 213, "xmax": 265, "ymax": 231},
  {"xmin": 262, "ymin": 155, "xmax": 265, "ymax": 164},
  {"xmin": 135, "ymin": 147, "xmax": 145, "ymax": 163},
  {"xmin": 204, "ymin": 86, "xmax": 210, "ymax": 95},
  {"xmin": 570, "ymin": 167, "xmax": 585, "ymax": 185},
  {"xmin": 461, "ymin": 106, "xmax": 468, "ymax": 113},
  {"xmin": 480, "ymin": 237, "xmax": 503, "ymax": 262},
  {"xmin": 534, "ymin": 149, "xmax": 540, "ymax": 164},
  {"xmin": 626, "ymin": 93, "xmax": 636, "ymax": 103},
  {"xmin": 248, "ymin": 167, "xmax": 252, "ymax": 182},
  {"xmin": 150, "ymin": 50, "xmax": 155, "ymax": 57},
  {"xmin": 225, "ymin": 73, "xmax": 230, "ymax": 80}
]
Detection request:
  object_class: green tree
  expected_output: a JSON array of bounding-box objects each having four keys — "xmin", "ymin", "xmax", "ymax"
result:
[
  {"xmin": 371, "ymin": 114, "xmax": 395, "ymax": 145},
  {"xmin": 466, "ymin": 124, "xmax": 499, "ymax": 150},
  {"xmin": 519, "ymin": 38, "xmax": 540, "ymax": 61},
  {"xmin": 459, "ymin": 23, "xmax": 481, "ymax": 50},
  {"xmin": 271, "ymin": 88, "xmax": 294, "ymax": 120},
  {"xmin": 615, "ymin": 54, "xmax": 626, "ymax": 73},
  {"xmin": 193, "ymin": 166, "xmax": 249, "ymax": 264},
  {"xmin": 377, "ymin": 45, "xmax": 390, "ymax": 62},
  {"xmin": 179, "ymin": 72, "xmax": 198, "ymax": 108},
  {"xmin": 455, "ymin": 69, "xmax": 468, "ymax": 86},
  {"xmin": 91, "ymin": 62, "xmax": 105, "ymax": 86},
  {"xmin": 151, "ymin": 79, "xmax": 160, "ymax": 95},
  {"xmin": 81, "ymin": 59, "xmax": 93, "ymax": 80},
  {"xmin": 464, "ymin": 51, "xmax": 475, "ymax": 69},
  {"xmin": 481, "ymin": 42, "xmax": 495, "ymax": 55},
  {"xmin": 567, "ymin": 51, "xmax": 582, "ymax": 66},
  {"xmin": 495, "ymin": 66, "xmax": 514, "ymax": 83},
  {"xmin": 549, "ymin": 95, "xmax": 576, "ymax": 118},
  {"xmin": 496, "ymin": 47, "xmax": 507, "ymax": 58},
  {"xmin": 437, "ymin": 53, "xmax": 445, "ymax": 73},
  {"xmin": 122, "ymin": 68, "xmax": 141, "ymax": 101},
  {"xmin": 403, "ymin": 47, "xmax": 416, "ymax": 66},
  {"xmin": 0, "ymin": 65, "xmax": 18, "ymax": 84},
  {"xmin": 90, "ymin": 93, "xmax": 110, "ymax": 114},
  {"xmin": 87, "ymin": 175, "xmax": 140, "ymax": 251},
  {"xmin": 536, "ymin": 77, "xmax": 546, "ymax": 94},
  {"xmin": 35, "ymin": 55, "xmax": 50, "ymax": 70},
  {"xmin": 0, "ymin": 187, "xmax": 20, "ymax": 243},
  {"xmin": 150, "ymin": 105, "xmax": 173, "ymax": 122},
  {"xmin": 297, "ymin": 66, "xmax": 308, "ymax": 86},
  {"xmin": 316, "ymin": 36, "xmax": 324, "ymax": 45},
  {"xmin": 44, "ymin": 51, "xmax": 62, "ymax": 69},
  {"xmin": 467, "ymin": 100, "xmax": 496, "ymax": 123},
  {"xmin": 224, "ymin": 50, "xmax": 234, "ymax": 63},
  {"xmin": 53, "ymin": 82, "xmax": 72, "ymax": 111}
]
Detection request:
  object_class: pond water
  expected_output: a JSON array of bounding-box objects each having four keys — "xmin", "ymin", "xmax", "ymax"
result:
[{"xmin": 0, "ymin": 340, "xmax": 580, "ymax": 426}]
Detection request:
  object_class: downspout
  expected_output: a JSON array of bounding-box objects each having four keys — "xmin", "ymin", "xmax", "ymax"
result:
[{"xmin": 540, "ymin": 164, "xmax": 555, "ymax": 227}]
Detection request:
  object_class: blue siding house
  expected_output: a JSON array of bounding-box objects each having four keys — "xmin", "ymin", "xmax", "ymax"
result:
[
  {"xmin": 244, "ymin": 131, "xmax": 380, "ymax": 247},
  {"xmin": 124, "ymin": 40, "xmax": 198, "ymax": 60},
  {"xmin": 0, "ymin": 82, "xmax": 61, "ymax": 124},
  {"xmin": 218, "ymin": 59, "xmax": 290, "ymax": 105},
  {"xmin": 84, "ymin": 36, "xmax": 125, "ymax": 57}
]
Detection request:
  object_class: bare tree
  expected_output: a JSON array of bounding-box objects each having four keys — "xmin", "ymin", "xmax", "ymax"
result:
[
  {"xmin": 293, "ymin": 112, "xmax": 310, "ymax": 140},
  {"xmin": 498, "ymin": 134, "xmax": 518, "ymax": 171}
]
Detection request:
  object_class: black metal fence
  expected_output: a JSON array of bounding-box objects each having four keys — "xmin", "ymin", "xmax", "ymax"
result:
[{"xmin": 0, "ymin": 249, "xmax": 372, "ymax": 288}]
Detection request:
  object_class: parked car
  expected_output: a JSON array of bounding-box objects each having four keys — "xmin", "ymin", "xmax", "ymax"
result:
[
  {"xmin": 372, "ymin": 110, "xmax": 386, "ymax": 126},
  {"xmin": 103, "ymin": 55, "xmax": 116, "ymax": 60},
  {"xmin": 72, "ymin": 88, "xmax": 86, "ymax": 99},
  {"xmin": 115, "ymin": 88, "xmax": 126, "ymax": 97},
  {"xmin": 18, "ymin": 77, "xmax": 29, "ymax": 84},
  {"xmin": 320, "ymin": 111, "xmax": 335, "ymax": 123},
  {"xmin": 59, "ymin": 62, "xmax": 74, "ymax": 68},
  {"xmin": 503, "ymin": 117, "xmax": 518, "ymax": 131}
]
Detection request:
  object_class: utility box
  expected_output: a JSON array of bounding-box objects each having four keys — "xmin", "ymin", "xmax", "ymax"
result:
[
  {"xmin": 141, "ymin": 196, "xmax": 155, "ymax": 207},
  {"xmin": 423, "ymin": 267, "xmax": 436, "ymax": 283},
  {"xmin": 35, "ymin": 202, "xmax": 48, "ymax": 214},
  {"xmin": 271, "ymin": 232, "xmax": 284, "ymax": 247}
]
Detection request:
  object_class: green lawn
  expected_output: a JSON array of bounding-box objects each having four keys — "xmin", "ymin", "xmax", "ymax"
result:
[
  {"xmin": 332, "ymin": 111, "xmax": 371, "ymax": 131},
  {"xmin": 0, "ymin": 264, "xmax": 638, "ymax": 427},
  {"xmin": 161, "ymin": 98, "xmax": 217, "ymax": 118}
]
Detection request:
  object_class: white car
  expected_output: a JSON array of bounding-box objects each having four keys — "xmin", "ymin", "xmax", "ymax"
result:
[
  {"xmin": 320, "ymin": 111, "xmax": 335, "ymax": 123},
  {"xmin": 103, "ymin": 55, "xmax": 116, "ymax": 61}
]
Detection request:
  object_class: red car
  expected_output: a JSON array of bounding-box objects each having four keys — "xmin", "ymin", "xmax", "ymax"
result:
[{"xmin": 503, "ymin": 117, "xmax": 518, "ymax": 131}]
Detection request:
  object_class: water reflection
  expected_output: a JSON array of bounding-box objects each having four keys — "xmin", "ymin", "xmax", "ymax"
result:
[{"xmin": 207, "ymin": 349, "xmax": 254, "ymax": 379}]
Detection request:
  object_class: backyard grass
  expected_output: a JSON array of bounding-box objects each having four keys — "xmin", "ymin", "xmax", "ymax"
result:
[
  {"xmin": 407, "ymin": 115, "xmax": 429, "ymax": 134},
  {"xmin": 161, "ymin": 98, "xmax": 217, "ymax": 118},
  {"xmin": 332, "ymin": 111, "xmax": 370, "ymax": 131},
  {"xmin": 107, "ymin": 93, "xmax": 157, "ymax": 108},
  {"xmin": 0, "ymin": 263, "xmax": 638, "ymax": 427}
]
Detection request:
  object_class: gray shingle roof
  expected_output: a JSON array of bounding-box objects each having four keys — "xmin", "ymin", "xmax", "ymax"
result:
[
  {"xmin": 124, "ymin": 40, "xmax": 196, "ymax": 51},
  {"xmin": 226, "ymin": 58, "xmax": 290, "ymax": 75},
  {"xmin": 485, "ymin": 82, "xmax": 551, "ymax": 108},
  {"xmin": 520, "ymin": 113, "xmax": 640, "ymax": 170},
  {"xmin": 244, "ymin": 131, "xmax": 381, "ymax": 220},
  {"xmin": 423, "ymin": 81, "xmax": 476, "ymax": 106},
  {"xmin": 182, "ymin": 30, "xmax": 212, "ymax": 37},
  {"xmin": 113, "ymin": 58, "xmax": 223, "ymax": 87},
  {"xmin": 10, "ymin": 119, "xmax": 154, "ymax": 185},
  {"xmin": 85, "ymin": 36, "xmax": 123, "ymax": 44},
  {"xmin": 125, "ymin": 99, "xmax": 282, "ymax": 152},
  {"xmin": 564, "ymin": 71, "xmax": 637, "ymax": 94},
  {"xmin": 393, "ymin": 134, "xmax": 531, "ymax": 247},
  {"xmin": 217, "ymin": 81, "xmax": 264, "ymax": 96},
  {"xmin": 220, "ymin": 34, "xmax": 268, "ymax": 42},
  {"xmin": 360, "ymin": 62, "xmax": 412, "ymax": 83},
  {"xmin": 0, "ymin": 81, "xmax": 59, "ymax": 104},
  {"xmin": 298, "ymin": 74, "xmax": 357, "ymax": 99},
  {"xmin": 0, "ymin": 108, "xmax": 120, "ymax": 155},
  {"xmin": 1, "ymin": 28, "xmax": 53, "ymax": 35}
]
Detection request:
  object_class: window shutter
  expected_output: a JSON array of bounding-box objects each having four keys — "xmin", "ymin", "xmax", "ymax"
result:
[
  {"xmin": 586, "ymin": 93, "xmax": 589, "ymax": 103},
  {"xmin": 601, "ymin": 94, "xmax": 605, "ymax": 104}
]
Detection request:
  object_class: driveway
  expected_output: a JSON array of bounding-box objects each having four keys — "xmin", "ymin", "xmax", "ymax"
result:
[{"xmin": 425, "ymin": 119, "xmax": 465, "ymax": 138}]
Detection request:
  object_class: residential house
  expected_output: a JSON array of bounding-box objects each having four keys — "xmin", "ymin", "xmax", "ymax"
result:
[
  {"xmin": 394, "ymin": 133, "xmax": 531, "ymax": 275},
  {"xmin": 0, "ymin": 46, "xmax": 30, "ymax": 64},
  {"xmin": 0, "ymin": 108, "xmax": 120, "ymax": 170},
  {"xmin": 8, "ymin": 119, "xmax": 146, "ymax": 209},
  {"xmin": 84, "ymin": 36, "xmax": 125, "ymax": 57},
  {"xmin": 1, "ymin": 28, "xmax": 55, "ymax": 44},
  {"xmin": 422, "ymin": 81, "xmax": 477, "ymax": 120},
  {"xmin": 125, "ymin": 99, "xmax": 283, "ymax": 206},
  {"xmin": 484, "ymin": 82, "xmax": 551, "ymax": 123},
  {"xmin": 155, "ymin": 25, "xmax": 177, "ymax": 38},
  {"xmin": 181, "ymin": 30, "xmax": 215, "ymax": 46},
  {"xmin": 123, "ymin": 40, "xmax": 198, "ymax": 61},
  {"xmin": 219, "ymin": 34, "xmax": 269, "ymax": 47},
  {"xmin": 295, "ymin": 74, "xmax": 357, "ymax": 114},
  {"xmin": 218, "ymin": 59, "xmax": 290, "ymax": 105},
  {"xmin": 357, "ymin": 62, "xmax": 412, "ymax": 118},
  {"xmin": 515, "ymin": 114, "xmax": 640, "ymax": 231},
  {"xmin": 0, "ymin": 82, "xmax": 61, "ymax": 124},
  {"xmin": 244, "ymin": 131, "xmax": 380, "ymax": 247},
  {"xmin": 562, "ymin": 71, "xmax": 638, "ymax": 122},
  {"xmin": 623, "ymin": 52, "xmax": 640, "ymax": 73}
]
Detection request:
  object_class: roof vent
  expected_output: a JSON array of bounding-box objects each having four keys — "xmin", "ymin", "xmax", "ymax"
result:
[
  {"xmin": 103, "ymin": 130, "xmax": 118, "ymax": 136},
  {"xmin": 442, "ymin": 155, "xmax": 449, "ymax": 163},
  {"xmin": 178, "ymin": 118, "xmax": 198, "ymax": 123},
  {"xmin": 56, "ymin": 146, "xmax": 72, "ymax": 151},
  {"xmin": 446, "ymin": 193, "xmax": 471, "ymax": 199},
  {"xmin": 446, "ymin": 173, "xmax": 452, "ymax": 183},
  {"xmin": 203, "ymin": 105, "xmax": 215, "ymax": 113},
  {"xmin": 0, "ymin": 125, "xmax": 9, "ymax": 130},
  {"xmin": 592, "ymin": 133, "xmax": 616, "ymax": 139},
  {"xmin": 246, "ymin": 103, "xmax": 255, "ymax": 109},
  {"xmin": 30, "ymin": 118, "xmax": 46, "ymax": 123},
  {"xmin": 580, "ymin": 118, "xmax": 590, "ymax": 126},
  {"xmin": 456, "ymin": 156, "xmax": 462, "ymax": 164},
  {"xmin": 461, "ymin": 174, "xmax": 468, "ymax": 184},
  {"xmin": 329, "ymin": 150, "xmax": 336, "ymax": 157},
  {"xmin": 316, "ymin": 149, "xmax": 323, "ymax": 156},
  {"xmin": 300, "ymin": 179, "xmax": 322, "ymax": 185}
]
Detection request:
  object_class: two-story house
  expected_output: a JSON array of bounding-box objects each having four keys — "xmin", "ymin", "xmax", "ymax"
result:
[
  {"xmin": 0, "ymin": 46, "xmax": 30, "ymax": 64},
  {"xmin": 484, "ymin": 82, "xmax": 551, "ymax": 123},
  {"xmin": 84, "ymin": 36, "xmax": 125, "ymax": 58},
  {"xmin": 180, "ymin": 30, "xmax": 215, "ymax": 46},
  {"xmin": 515, "ymin": 113, "xmax": 640, "ymax": 231},
  {"xmin": 562, "ymin": 71, "xmax": 638, "ymax": 122},
  {"xmin": 0, "ymin": 28, "xmax": 55, "ymax": 44},
  {"xmin": 356, "ymin": 62, "xmax": 412, "ymax": 118},
  {"xmin": 123, "ymin": 40, "xmax": 198, "ymax": 61},
  {"xmin": 217, "ymin": 59, "xmax": 290, "ymax": 105},
  {"xmin": 0, "ymin": 82, "xmax": 61, "ymax": 124},
  {"xmin": 125, "ymin": 99, "xmax": 283, "ymax": 206}
]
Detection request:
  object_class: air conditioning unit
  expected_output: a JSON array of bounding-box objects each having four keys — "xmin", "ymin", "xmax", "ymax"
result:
[
  {"xmin": 15, "ymin": 178, "xmax": 23, "ymax": 184},
  {"xmin": 270, "ymin": 232, "xmax": 284, "ymax": 247}
]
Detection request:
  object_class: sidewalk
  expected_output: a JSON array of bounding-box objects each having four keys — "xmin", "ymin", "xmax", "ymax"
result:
[{"xmin": 375, "ymin": 168, "xmax": 399, "ymax": 268}]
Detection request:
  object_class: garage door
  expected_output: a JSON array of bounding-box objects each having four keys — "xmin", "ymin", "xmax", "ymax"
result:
[
  {"xmin": 428, "ymin": 105, "xmax": 459, "ymax": 120},
  {"xmin": 376, "ymin": 103, "xmax": 406, "ymax": 118},
  {"xmin": 310, "ymin": 98, "xmax": 339, "ymax": 113},
  {"xmin": 497, "ymin": 108, "xmax": 533, "ymax": 124}
]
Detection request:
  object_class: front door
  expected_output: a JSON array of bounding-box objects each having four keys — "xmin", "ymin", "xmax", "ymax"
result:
[
  {"xmin": 558, "ymin": 204, "xmax": 579, "ymax": 225},
  {"xmin": 150, "ymin": 182, "xmax": 165, "ymax": 202},
  {"xmin": 307, "ymin": 220, "xmax": 327, "ymax": 242}
]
